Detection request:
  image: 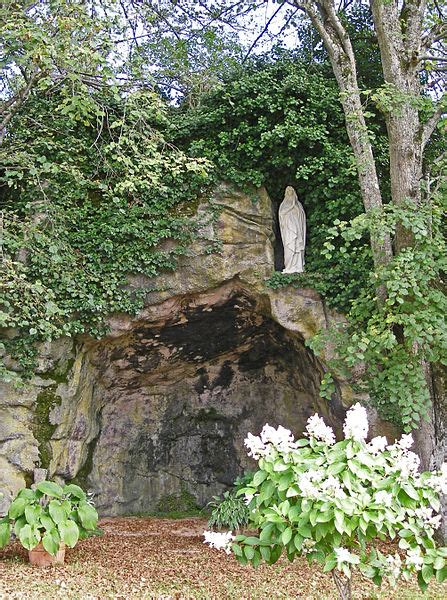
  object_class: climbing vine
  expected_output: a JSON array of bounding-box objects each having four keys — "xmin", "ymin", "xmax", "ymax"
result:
[
  {"xmin": 308, "ymin": 195, "xmax": 447, "ymax": 430},
  {"xmin": 0, "ymin": 90, "xmax": 212, "ymax": 378}
]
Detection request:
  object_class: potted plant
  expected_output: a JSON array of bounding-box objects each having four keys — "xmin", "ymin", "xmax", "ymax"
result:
[{"xmin": 0, "ymin": 480, "xmax": 99, "ymax": 567}]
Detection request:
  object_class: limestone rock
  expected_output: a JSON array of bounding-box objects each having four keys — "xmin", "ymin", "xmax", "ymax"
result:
[{"xmin": 0, "ymin": 183, "xmax": 384, "ymax": 516}]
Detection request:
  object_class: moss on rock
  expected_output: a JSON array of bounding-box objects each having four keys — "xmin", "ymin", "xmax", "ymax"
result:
[{"xmin": 32, "ymin": 386, "xmax": 61, "ymax": 469}]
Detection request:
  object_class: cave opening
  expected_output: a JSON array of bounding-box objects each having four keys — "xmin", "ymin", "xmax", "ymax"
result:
[{"xmin": 52, "ymin": 288, "xmax": 341, "ymax": 516}]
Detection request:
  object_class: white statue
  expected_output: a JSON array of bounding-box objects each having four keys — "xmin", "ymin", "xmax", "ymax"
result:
[{"xmin": 279, "ymin": 186, "xmax": 306, "ymax": 274}]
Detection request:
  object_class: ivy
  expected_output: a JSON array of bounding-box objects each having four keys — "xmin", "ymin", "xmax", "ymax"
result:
[
  {"xmin": 0, "ymin": 90, "xmax": 212, "ymax": 378},
  {"xmin": 308, "ymin": 196, "xmax": 447, "ymax": 430},
  {"xmin": 171, "ymin": 54, "xmax": 389, "ymax": 312}
]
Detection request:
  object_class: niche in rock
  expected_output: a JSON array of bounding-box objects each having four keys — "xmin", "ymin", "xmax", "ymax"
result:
[{"xmin": 50, "ymin": 289, "xmax": 341, "ymax": 516}]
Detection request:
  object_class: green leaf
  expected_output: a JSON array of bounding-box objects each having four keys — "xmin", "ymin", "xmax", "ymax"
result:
[
  {"xmin": 323, "ymin": 559, "xmax": 337, "ymax": 572},
  {"xmin": 433, "ymin": 556, "xmax": 445, "ymax": 570},
  {"xmin": 327, "ymin": 463, "xmax": 345, "ymax": 476},
  {"xmin": 281, "ymin": 527, "xmax": 293, "ymax": 545},
  {"xmin": 268, "ymin": 544, "xmax": 282, "ymax": 564},
  {"xmin": 77, "ymin": 501, "xmax": 98, "ymax": 530},
  {"xmin": 285, "ymin": 485, "xmax": 300, "ymax": 498},
  {"xmin": 42, "ymin": 529, "xmax": 60, "ymax": 556},
  {"xmin": 244, "ymin": 545, "xmax": 255, "ymax": 560},
  {"xmin": 14, "ymin": 516, "xmax": 26, "ymax": 537},
  {"xmin": 422, "ymin": 564, "xmax": 433, "ymax": 584},
  {"xmin": 359, "ymin": 563, "xmax": 376, "ymax": 578},
  {"xmin": 19, "ymin": 523, "xmax": 40, "ymax": 550},
  {"xmin": 25, "ymin": 504, "xmax": 42, "ymax": 526},
  {"xmin": 0, "ymin": 521, "xmax": 10, "ymax": 548},
  {"xmin": 316, "ymin": 510, "xmax": 333, "ymax": 523},
  {"xmin": 39, "ymin": 514, "xmax": 56, "ymax": 532},
  {"xmin": 278, "ymin": 473, "xmax": 293, "ymax": 491},
  {"xmin": 436, "ymin": 566, "xmax": 447, "ymax": 583},
  {"xmin": 398, "ymin": 528, "xmax": 413, "ymax": 539},
  {"xmin": 298, "ymin": 523, "xmax": 312, "ymax": 538},
  {"xmin": 8, "ymin": 497, "xmax": 28, "ymax": 519},
  {"xmin": 63, "ymin": 484, "xmax": 86, "ymax": 500},
  {"xmin": 49, "ymin": 500, "xmax": 67, "ymax": 525},
  {"xmin": 288, "ymin": 505, "xmax": 301, "ymax": 522},
  {"xmin": 59, "ymin": 520, "xmax": 79, "ymax": 548},
  {"xmin": 260, "ymin": 545, "xmax": 271, "ymax": 562},
  {"xmin": 17, "ymin": 489, "xmax": 37, "ymax": 501},
  {"xmin": 232, "ymin": 543, "xmax": 242, "ymax": 557},
  {"xmin": 252, "ymin": 471, "xmax": 267, "ymax": 487},
  {"xmin": 402, "ymin": 483, "xmax": 419, "ymax": 501},
  {"xmin": 243, "ymin": 537, "xmax": 260, "ymax": 546},
  {"xmin": 259, "ymin": 524, "xmax": 274, "ymax": 542},
  {"xmin": 294, "ymin": 533, "xmax": 303, "ymax": 551},
  {"xmin": 252, "ymin": 548, "xmax": 261, "ymax": 568},
  {"xmin": 419, "ymin": 568, "xmax": 430, "ymax": 592},
  {"xmin": 36, "ymin": 481, "xmax": 64, "ymax": 498}
]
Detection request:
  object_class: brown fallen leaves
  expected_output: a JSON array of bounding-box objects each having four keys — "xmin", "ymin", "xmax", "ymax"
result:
[{"xmin": 0, "ymin": 517, "xmax": 445, "ymax": 599}]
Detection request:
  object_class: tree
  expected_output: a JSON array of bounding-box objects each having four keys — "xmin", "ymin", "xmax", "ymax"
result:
[{"xmin": 0, "ymin": 0, "xmax": 120, "ymax": 143}]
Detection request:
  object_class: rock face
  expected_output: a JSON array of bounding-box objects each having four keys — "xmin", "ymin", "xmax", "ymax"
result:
[{"xmin": 0, "ymin": 184, "xmax": 364, "ymax": 515}]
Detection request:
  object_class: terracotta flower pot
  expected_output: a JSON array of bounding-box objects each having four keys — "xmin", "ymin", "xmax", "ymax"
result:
[{"xmin": 28, "ymin": 542, "xmax": 66, "ymax": 567}]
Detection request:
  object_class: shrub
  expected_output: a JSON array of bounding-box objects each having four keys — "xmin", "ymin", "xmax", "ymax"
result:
[{"xmin": 204, "ymin": 405, "xmax": 447, "ymax": 599}]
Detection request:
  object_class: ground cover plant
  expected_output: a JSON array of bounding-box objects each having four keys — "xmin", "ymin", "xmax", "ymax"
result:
[{"xmin": 204, "ymin": 404, "xmax": 447, "ymax": 599}]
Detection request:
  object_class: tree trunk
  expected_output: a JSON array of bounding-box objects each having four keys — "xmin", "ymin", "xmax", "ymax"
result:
[
  {"xmin": 371, "ymin": 1, "xmax": 446, "ymax": 535},
  {"xmin": 298, "ymin": 0, "xmax": 393, "ymax": 288},
  {"xmin": 332, "ymin": 570, "xmax": 352, "ymax": 600}
]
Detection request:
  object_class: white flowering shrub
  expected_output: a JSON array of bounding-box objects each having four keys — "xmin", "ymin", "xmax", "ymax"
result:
[{"xmin": 204, "ymin": 404, "xmax": 447, "ymax": 597}]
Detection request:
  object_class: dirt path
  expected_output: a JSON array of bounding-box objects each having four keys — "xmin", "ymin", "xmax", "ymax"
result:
[{"xmin": 0, "ymin": 517, "xmax": 445, "ymax": 599}]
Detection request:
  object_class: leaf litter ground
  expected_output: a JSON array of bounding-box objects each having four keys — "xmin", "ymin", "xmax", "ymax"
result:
[{"xmin": 0, "ymin": 517, "xmax": 446, "ymax": 599}]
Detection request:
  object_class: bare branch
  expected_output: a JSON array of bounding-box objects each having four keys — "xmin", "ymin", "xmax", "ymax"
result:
[
  {"xmin": 422, "ymin": 22, "xmax": 447, "ymax": 51},
  {"xmin": 242, "ymin": 3, "xmax": 285, "ymax": 61},
  {"xmin": 0, "ymin": 71, "xmax": 42, "ymax": 144},
  {"xmin": 422, "ymin": 95, "xmax": 447, "ymax": 149}
]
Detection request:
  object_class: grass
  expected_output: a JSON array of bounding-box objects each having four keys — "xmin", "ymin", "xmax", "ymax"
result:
[{"xmin": 0, "ymin": 517, "xmax": 446, "ymax": 599}]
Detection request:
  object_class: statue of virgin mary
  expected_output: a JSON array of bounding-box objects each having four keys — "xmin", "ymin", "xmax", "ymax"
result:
[{"xmin": 279, "ymin": 186, "xmax": 306, "ymax": 274}]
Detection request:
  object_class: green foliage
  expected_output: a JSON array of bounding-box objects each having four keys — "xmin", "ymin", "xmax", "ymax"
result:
[
  {"xmin": 207, "ymin": 489, "xmax": 250, "ymax": 532},
  {"xmin": 309, "ymin": 195, "xmax": 447, "ymax": 430},
  {"xmin": 0, "ymin": 0, "xmax": 116, "ymax": 137},
  {"xmin": 172, "ymin": 54, "xmax": 387, "ymax": 311},
  {"xmin": 155, "ymin": 488, "xmax": 201, "ymax": 517},
  {"xmin": 230, "ymin": 414, "xmax": 447, "ymax": 596},
  {"xmin": 1, "ymin": 89, "xmax": 212, "ymax": 378},
  {"xmin": 0, "ymin": 481, "xmax": 99, "ymax": 554}
]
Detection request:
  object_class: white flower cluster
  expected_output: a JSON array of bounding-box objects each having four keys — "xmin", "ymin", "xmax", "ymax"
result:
[
  {"xmin": 298, "ymin": 470, "xmax": 345, "ymax": 501},
  {"xmin": 374, "ymin": 490, "xmax": 393, "ymax": 507},
  {"xmin": 305, "ymin": 414, "xmax": 336, "ymax": 445},
  {"xmin": 244, "ymin": 424, "xmax": 297, "ymax": 459},
  {"xmin": 298, "ymin": 469, "xmax": 325, "ymax": 499},
  {"xmin": 386, "ymin": 433, "xmax": 421, "ymax": 479},
  {"xmin": 334, "ymin": 547, "xmax": 360, "ymax": 567},
  {"xmin": 384, "ymin": 553, "xmax": 402, "ymax": 583},
  {"xmin": 428, "ymin": 463, "xmax": 447, "ymax": 495},
  {"xmin": 244, "ymin": 433, "xmax": 266, "ymax": 460},
  {"xmin": 301, "ymin": 538, "xmax": 316, "ymax": 555},
  {"xmin": 414, "ymin": 506, "xmax": 442, "ymax": 530},
  {"xmin": 203, "ymin": 530, "xmax": 235, "ymax": 554},
  {"xmin": 405, "ymin": 547, "xmax": 424, "ymax": 571},
  {"xmin": 367, "ymin": 436, "xmax": 388, "ymax": 455},
  {"xmin": 343, "ymin": 403, "xmax": 369, "ymax": 441}
]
